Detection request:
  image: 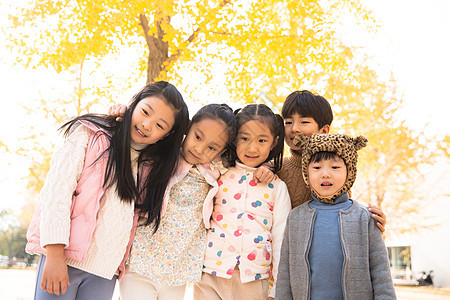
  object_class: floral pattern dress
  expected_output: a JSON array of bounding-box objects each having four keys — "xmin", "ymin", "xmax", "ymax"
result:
[{"xmin": 127, "ymin": 166, "xmax": 211, "ymax": 286}]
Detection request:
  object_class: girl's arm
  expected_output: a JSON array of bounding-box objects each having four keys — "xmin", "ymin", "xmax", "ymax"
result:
[
  {"xmin": 41, "ymin": 244, "xmax": 70, "ymax": 295},
  {"xmin": 38, "ymin": 125, "xmax": 90, "ymax": 294},
  {"xmin": 40, "ymin": 124, "xmax": 90, "ymax": 247},
  {"xmin": 268, "ymin": 182, "xmax": 291, "ymax": 299}
]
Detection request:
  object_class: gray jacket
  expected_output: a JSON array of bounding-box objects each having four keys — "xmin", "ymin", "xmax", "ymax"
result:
[{"xmin": 275, "ymin": 200, "xmax": 396, "ymax": 300}]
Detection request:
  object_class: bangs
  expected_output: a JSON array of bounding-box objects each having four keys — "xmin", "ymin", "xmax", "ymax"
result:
[{"xmin": 310, "ymin": 151, "xmax": 342, "ymax": 163}]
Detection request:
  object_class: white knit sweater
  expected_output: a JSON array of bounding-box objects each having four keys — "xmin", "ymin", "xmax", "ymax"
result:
[{"xmin": 39, "ymin": 125, "xmax": 144, "ymax": 279}]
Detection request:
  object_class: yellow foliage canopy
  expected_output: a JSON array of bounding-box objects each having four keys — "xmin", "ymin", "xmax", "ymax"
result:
[
  {"xmin": 7, "ymin": 0, "xmax": 445, "ymax": 234},
  {"xmin": 8, "ymin": 0, "xmax": 375, "ymax": 100}
]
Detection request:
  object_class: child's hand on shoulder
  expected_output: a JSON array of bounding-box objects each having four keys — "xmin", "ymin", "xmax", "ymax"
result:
[
  {"xmin": 367, "ymin": 205, "xmax": 386, "ymax": 233},
  {"xmin": 253, "ymin": 163, "xmax": 275, "ymax": 184},
  {"xmin": 108, "ymin": 104, "xmax": 127, "ymax": 121}
]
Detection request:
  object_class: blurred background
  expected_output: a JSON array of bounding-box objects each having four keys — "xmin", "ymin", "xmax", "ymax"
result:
[{"xmin": 0, "ymin": 0, "xmax": 449, "ymax": 298}]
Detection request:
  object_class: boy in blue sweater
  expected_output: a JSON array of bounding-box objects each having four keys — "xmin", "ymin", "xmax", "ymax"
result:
[{"xmin": 275, "ymin": 133, "xmax": 396, "ymax": 300}]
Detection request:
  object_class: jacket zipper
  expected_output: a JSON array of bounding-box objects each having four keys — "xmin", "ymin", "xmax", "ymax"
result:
[
  {"xmin": 305, "ymin": 209, "xmax": 316, "ymax": 299},
  {"xmin": 339, "ymin": 212, "xmax": 348, "ymax": 300}
]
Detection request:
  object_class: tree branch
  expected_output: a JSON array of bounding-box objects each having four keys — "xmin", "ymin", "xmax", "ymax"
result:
[
  {"xmin": 139, "ymin": 12, "xmax": 171, "ymax": 83},
  {"xmin": 163, "ymin": 0, "xmax": 233, "ymax": 71},
  {"xmin": 208, "ymin": 31, "xmax": 309, "ymax": 39},
  {"xmin": 139, "ymin": 14, "xmax": 152, "ymax": 48}
]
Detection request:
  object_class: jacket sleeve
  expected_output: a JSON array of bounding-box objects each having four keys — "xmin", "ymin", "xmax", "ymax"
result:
[
  {"xmin": 269, "ymin": 180, "xmax": 292, "ymax": 298},
  {"xmin": 274, "ymin": 211, "xmax": 293, "ymax": 300},
  {"xmin": 39, "ymin": 125, "xmax": 91, "ymax": 248},
  {"xmin": 368, "ymin": 215, "xmax": 397, "ymax": 299}
]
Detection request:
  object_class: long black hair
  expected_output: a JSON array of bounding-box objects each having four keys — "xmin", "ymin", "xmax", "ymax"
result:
[
  {"xmin": 61, "ymin": 81, "xmax": 189, "ymax": 231},
  {"xmin": 227, "ymin": 104, "xmax": 285, "ymax": 172}
]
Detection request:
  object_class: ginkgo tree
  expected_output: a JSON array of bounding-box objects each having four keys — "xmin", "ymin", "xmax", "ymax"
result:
[
  {"xmin": 5, "ymin": 0, "xmax": 446, "ymax": 238},
  {"xmin": 8, "ymin": 0, "xmax": 375, "ymax": 102},
  {"xmin": 6, "ymin": 0, "xmax": 375, "ymax": 190}
]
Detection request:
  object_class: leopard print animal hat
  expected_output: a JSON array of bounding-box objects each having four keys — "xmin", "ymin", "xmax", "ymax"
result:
[{"xmin": 293, "ymin": 133, "xmax": 368, "ymax": 203}]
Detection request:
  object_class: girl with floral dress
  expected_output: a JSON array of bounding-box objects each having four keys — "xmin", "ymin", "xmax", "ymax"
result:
[
  {"xmin": 118, "ymin": 104, "xmax": 237, "ymax": 299},
  {"xmin": 194, "ymin": 104, "xmax": 291, "ymax": 300}
]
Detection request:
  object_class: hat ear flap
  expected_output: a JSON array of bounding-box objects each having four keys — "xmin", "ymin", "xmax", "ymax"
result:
[
  {"xmin": 353, "ymin": 135, "xmax": 368, "ymax": 151},
  {"xmin": 293, "ymin": 134, "xmax": 309, "ymax": 150}
]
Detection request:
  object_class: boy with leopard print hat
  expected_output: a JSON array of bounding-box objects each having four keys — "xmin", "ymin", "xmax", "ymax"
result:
[{"xmin": 275, "ymin": 133, "xmax": 396, "ymax": 300}]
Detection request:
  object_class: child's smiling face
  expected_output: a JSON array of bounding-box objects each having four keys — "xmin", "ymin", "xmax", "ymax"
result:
[
  {"xmin": 235, "ymin": 120, "xmax": 277, "ymax": 168},
  {"xmin": 308, "ymin": 156, "xmax": 347, "ymax": 199},
  {"xmin": 130, "ymin": 96, "xmax": 176, "ymax": 145},
  {"xmin": 284, "ymin": 112, "xmax": 329, "ymax": 151},
  {"xmin": 182, "ymin": 118, "xmax": 228, "ymax": 165}
]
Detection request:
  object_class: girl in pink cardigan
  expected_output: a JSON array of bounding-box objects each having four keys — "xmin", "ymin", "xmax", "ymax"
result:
[{"xmin": 26, "ymin": 81, "xmax": 189, "ymax": 299}]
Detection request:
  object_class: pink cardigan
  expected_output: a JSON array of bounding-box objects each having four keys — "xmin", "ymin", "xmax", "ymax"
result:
[{"xmin": 26, "ymin": 121, "xmax": 110, "ymax": 261}]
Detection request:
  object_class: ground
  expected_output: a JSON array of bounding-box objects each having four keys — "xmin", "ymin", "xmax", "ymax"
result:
[{"xmin": 1, "ymin": 268, "xmax": 450, "ymax": 300}]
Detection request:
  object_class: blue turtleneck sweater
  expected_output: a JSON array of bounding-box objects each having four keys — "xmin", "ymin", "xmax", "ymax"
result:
[{"xmin": 308, "ymin": 193, "xmax": 352, "ymax": 300}]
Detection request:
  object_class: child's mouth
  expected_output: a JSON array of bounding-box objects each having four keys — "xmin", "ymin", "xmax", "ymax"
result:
[
  {"xmin": 189, "ymin": 151, "xmax": 200, "ymax": 160},
  {"xmin": 321, "ymin": 182, "xmax": 332, "ymax": 186},
  {"xmin": 136, "ymin": 126, "xmax": 147, "ymax": 137}
]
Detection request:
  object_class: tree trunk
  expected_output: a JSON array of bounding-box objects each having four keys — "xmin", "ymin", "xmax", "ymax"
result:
[{"xmin": 139, "ymin": 14, "xmax": 169, "ymax": 84}]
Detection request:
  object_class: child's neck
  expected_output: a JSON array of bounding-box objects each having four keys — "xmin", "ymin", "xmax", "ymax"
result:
[
  {"xmin": 130, "ymin": 140, "xmax": 148, "ymax": 151},
  {"xmin": 291, "ymin": 148, "xmax": 303, "ymax": 156},
  {"xmin": 313, "ymin": 192, "xmax": 349, "ymax": 205},
  {"xmin": 236, "ymin": 160, "xmax": 259, "ymax": 169}
]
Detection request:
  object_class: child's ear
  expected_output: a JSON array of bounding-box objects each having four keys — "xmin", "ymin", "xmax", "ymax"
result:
[{"xmin": 319, "ymin": 124, "xmax": 330, "ymax": 134}]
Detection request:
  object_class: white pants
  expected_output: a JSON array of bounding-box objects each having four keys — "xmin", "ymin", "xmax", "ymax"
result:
[{"xmin": 119, "ymin": 269, "xmax": 186, "ymax": 300}]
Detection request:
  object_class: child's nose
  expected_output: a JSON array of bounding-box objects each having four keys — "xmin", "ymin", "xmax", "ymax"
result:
[
  {"xmin": 321, "ymin": 169, "xmax": 331, "ymax": 177},
  {"xmin": 142, "ymin": 119, "xmax": 152, "ymax": 131},
  {"xmin": 248, "ymin": 141, "xmax": 258, "ymax": 152},
  {"xmin": 292, "ymin": 122, "xmax": 302, "ymax": 133},
  {"xmin": 195, "ymin": 143, "xmax": 206, "ymax": 153}
]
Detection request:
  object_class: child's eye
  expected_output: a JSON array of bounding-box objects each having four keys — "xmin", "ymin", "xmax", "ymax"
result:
[
  {"xmin": 259, "ymin": 139, "xmax": 267, "ymax": 143},
  {"xmin": 156, "ymin": 123, "xmax": 164, "ymax": 130},
  {"xmin": 142, "ymin": 109, "xmax": 149, "ymax": 116},
  {"xmin": 332, "ymin": 166, "xmax": 341, "ymax": 169},
  {"xmin": 208, "ymin": 145, "xmax": 216, "ymax": 151},
  {"xmin": 301, "ymin": 121, "xmax": 310, "ymax": 124},
  {"xmin": 195, "ymin": 134, "xmax": 201, "ymax": 141},
  {"xmin": 284, "ymin": 121, "xmax": 292, "ymax": 125},
  {"xmin": 241, "ymin": 137, "xmax": 248, "ymax": 141}
]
